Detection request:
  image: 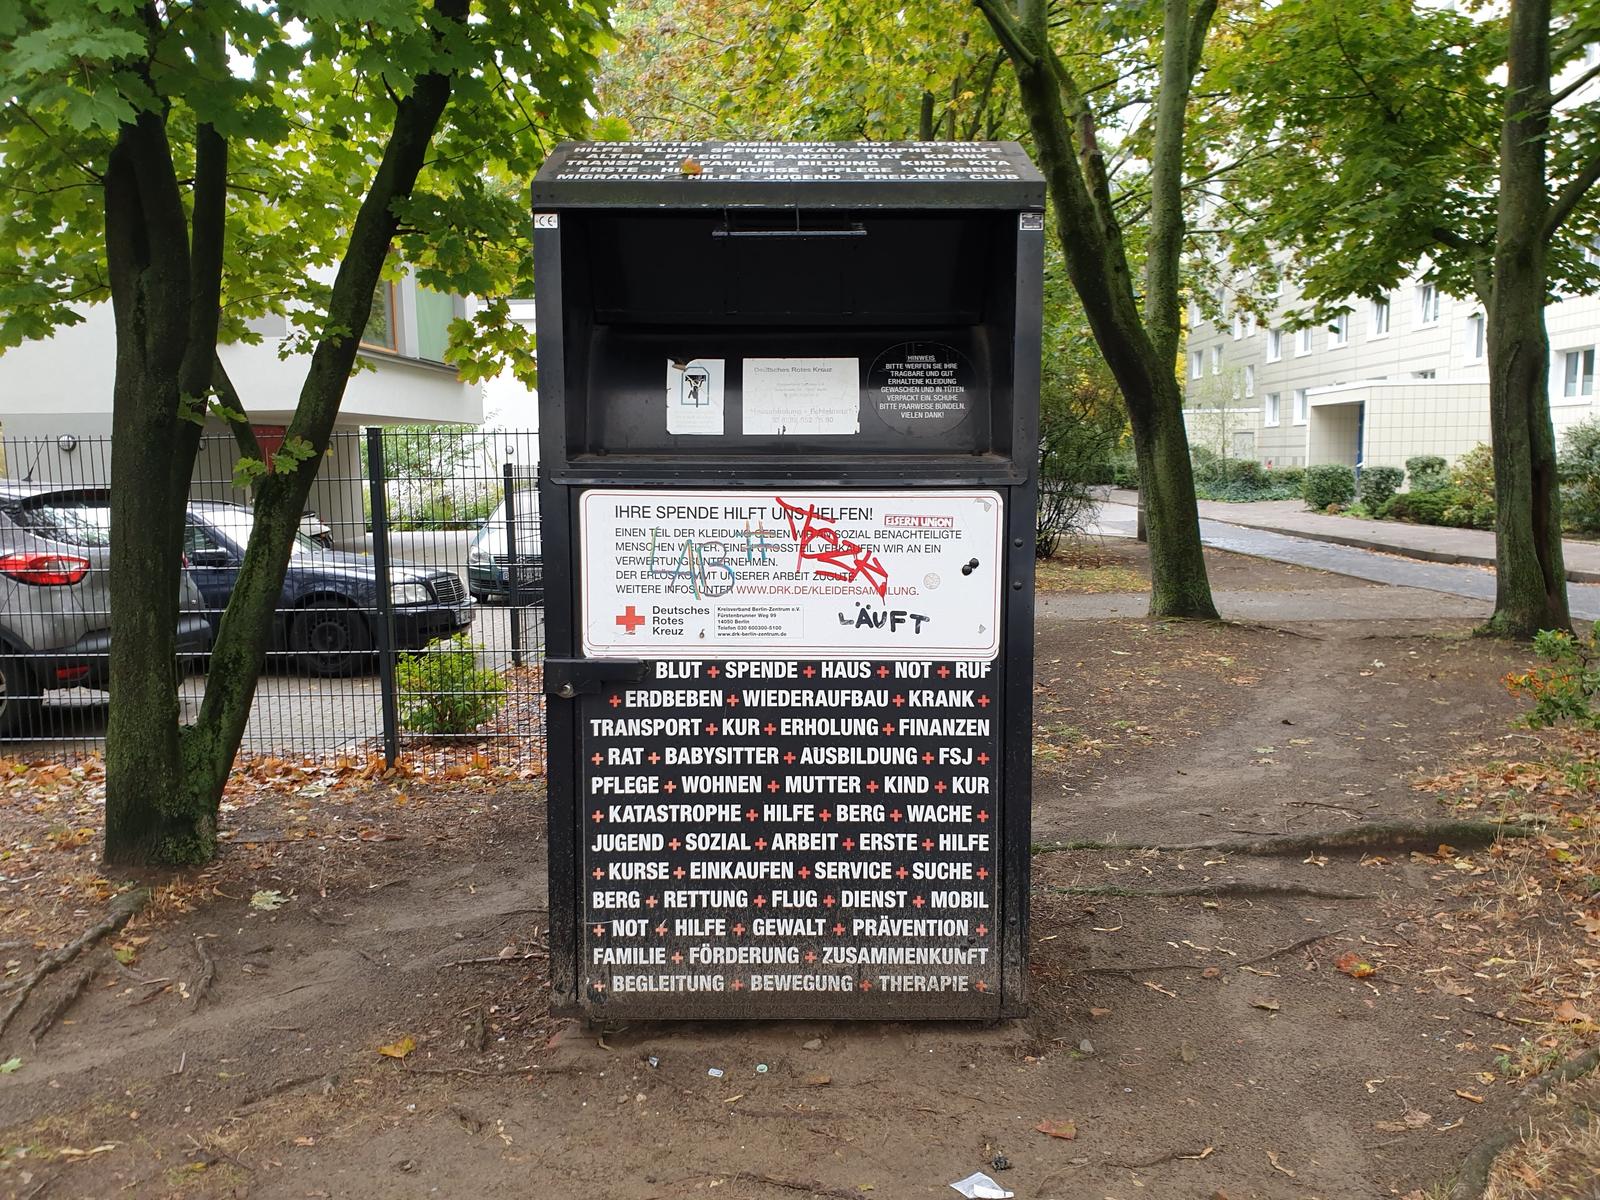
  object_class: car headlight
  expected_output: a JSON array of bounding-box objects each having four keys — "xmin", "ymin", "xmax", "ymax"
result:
[
  {"xmin": 391, "ymin": 582, "xmax": 432, "ymax": 606},
  {"xmin": 468, "ymin": 547, "xmax": 489, "ymax": 565}
]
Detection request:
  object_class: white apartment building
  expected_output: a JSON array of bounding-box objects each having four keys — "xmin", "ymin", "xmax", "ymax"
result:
[{"xmin": 1184, "ymin": 277, "xmax": 1600, "ymax": 472}]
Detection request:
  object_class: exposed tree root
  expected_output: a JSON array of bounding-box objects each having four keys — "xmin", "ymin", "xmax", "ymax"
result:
[
  {"xmin": 0, "ymin": 888, "xmax": 148, "ymax": 1041},
  {"xmin": 734, "ymin": 1173, "xmax": 862, "ymax": 1200},
  {"xmin": 1447, "ymin": 1050, "xmax": 1600, "ymax": 1199},
  {"xmin": 1034, "ymin": 820, "xmax": 1534, "ymax": 859},
  {"xmin": 27, "ymin": 966, "xmax": 95, "ymax": 1046},
  {"xmin": 1076, "ymin": 929, "xmax": 1347, "ymax": 977},
  {"xmin": 191, "ymin": 935, "xmax": 216, "ymax": 1008},
  {"xmin": 1523, "ymin": 1044, "xmax": 1600, "ymax": 1100},
  {"xmin": 1044, "ymin": 882, "xmax": 1375, "ymax": 901}
]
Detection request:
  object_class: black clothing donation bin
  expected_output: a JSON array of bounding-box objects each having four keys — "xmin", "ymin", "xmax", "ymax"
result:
[{"xmin": 533, "ymin": 141, "xmax": 1044, "ymax": 1021}]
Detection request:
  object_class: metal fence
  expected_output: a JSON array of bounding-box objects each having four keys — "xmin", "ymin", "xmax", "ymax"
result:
[{"xmin": 0, "ymin": 427, "xmax": 545, "ymax": 770}]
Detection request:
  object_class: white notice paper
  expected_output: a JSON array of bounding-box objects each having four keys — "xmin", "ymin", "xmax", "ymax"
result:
[
  {"xmin": 742, "ymin": 357, "xmax": 860, "ymax": 435},
  {"xmin": 666, "ymin": 358, "xmax": 724, "ymax": 435}
]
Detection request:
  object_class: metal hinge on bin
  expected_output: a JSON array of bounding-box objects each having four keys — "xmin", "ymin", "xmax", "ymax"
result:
[{"xmin": 544, "ymin": 658, "xmax": 651, "ymax": 699}]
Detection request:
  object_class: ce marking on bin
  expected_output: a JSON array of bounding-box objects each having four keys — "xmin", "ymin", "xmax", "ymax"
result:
[{"xmin": 534, "ymin": 213, "xmax": 559, "ymax": 229}]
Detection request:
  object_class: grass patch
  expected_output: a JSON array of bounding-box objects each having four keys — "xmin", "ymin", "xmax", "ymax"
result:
[{"xmin": 1035, "ymin": 545, "xmax": 1148, "ymax": 594}]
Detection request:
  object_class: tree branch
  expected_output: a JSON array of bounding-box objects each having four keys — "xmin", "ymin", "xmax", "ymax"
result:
[
  {"xmin": 211, "ymin": 356, "xmax": 261, "ymax": 464},
  {"xmin": 973, "ymin": 0, "xmax": 1037, "ymax": 70},
  {"xmin": 1543, "ymin": 147, "xmax": 1600, "ymax": 241}
]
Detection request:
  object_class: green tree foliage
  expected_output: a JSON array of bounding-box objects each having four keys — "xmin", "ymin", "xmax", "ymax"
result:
[
  {"xmin": 1217, "ymin": 0, "xmax": 1600, "ymax": 636},
  {"xmin": 0, "ymin": 0, "xmax": 609, "ymax": 864}
]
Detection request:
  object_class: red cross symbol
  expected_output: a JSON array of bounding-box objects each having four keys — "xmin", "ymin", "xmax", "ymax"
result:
[
  {"xmin": 706, "ymin": 665, "xmax": 720, "ymax": 678},
  {"xmin": 754, "ymin": 837, "xmax": 768, "ymax": 850},
  {"xmin": 731, "ymin": 978, "xmax": 745, "ymax": 991},
  {"xmin": 732, "ymin": 923, "xmax": 746, "ymax": 936},
  {"xmin": 921, "ymin": 838, "xmax": 934, "ymax": 851},
  {"xmin": 648, "ymin": 752, "xmax": 661, "ymax": 765},
  {"xmin": 876, "ymin": 665, "xmax": 890, "ymax": 678},
  {"xmin": 752, "ymin": 894, "xmax": 767, "ymax": 908},
  {"xmin": 590, "ymin": 752, "xmax": 603, "ymax": 765},
  {"xmin": 592, "ymin": 981, "xmax": 606, "ymax": 992},
  {"xmin": 859, "ymin": 979, "xmax": 872, "ymax": 991},
  {"xmin": 912, "ymin": 895, "xmax": 925, "ymax": 908},
  {"xmin": 937, "ymin": 666, "xmax": 951, "ymax": 679},
  {"xmin": 977, "ymin": 752, "xmax": 990, "ymax": 766},
  {"xmin": 819, "ymin": 808, "xmax": 832, "ymax": 822},
  {"xmin": 608, "ymin": 694, "xmax": 622, "ymax": 708},
  {"xmin": 655, "ymin": 923, "xmax": 668, "ymax": 935},
  {"xmin": 822, "ymin": 895, "xmax": 836, "ymax": 908},
  {"xmin": 745, "ymin": 808, "xmax": 759, "ymax": 822},
  {"xmin": 976, "ymin": 694, "xmax": 991, "ymax": 708},
  {"xmin": 766, "ymin": 780, "xmax": 780, "ymax": 793},
  {"xmin": 671, "ymin": 951, "xmax": 683, "ymax": 964},
  {"xmin": 668, "ymin": 837, "xmax": 681, "ymax": 850},
  {"xmin": 921, "ymin": 752, "xmax": 934, "ymax": 764},
  {"xmin": 663, "ymin": 780, "xmax": 677, "ymax": 793},
  {"xmin": 592, "ymin": 809, "xmax": 605, "ymax": 824},
  {"xmin": 975, "ymin": 980, "xmax": 988, "ymax": 993},
  {"xmin": 833, "ymin": 922, "xmax": 845, "ymax": 935},
  {"xmin": 705, "ymin": 722, "xmax": 719, "ymax": 735},
  {"xmin": 725, "ymin": 693, "xmax": 740, "ymax": 707},
  {"xmin": 842, "ymin": 837, "xmax": 855, "ymax": 851},
  {"xmin": 976, "ymin": 809, "xmax": 990, "ymax": 823},
  {"xmin": 976, "ymin": 923, "xmax": 988, "ymax": 936},
  {"xmin": 895, "ymin": 866, "xmax": 908, "ymax": 880},
  {"xmin": 891, "ymin": 694, "xmax": 905, "ymax": 708},
  {"xmin": 802, "ymin": 665, "xmax": 816, "ymax": 678},
  {"xmin": 615, "ymin": 605, "xmax": 646, "ymax": 634},
  {"xmin": 865, "ymin": 780, "xmax": 879, "ymax": 793},
  {"xmin": 882, "ymin": 722, "xmax": 895, "ymax": 735},
  {"xmin": 592, "ymin": 923, "xmax": 605, "ymax": 937},
  {"xmin": 673, "ymin": 867, "xmax": 686, "ymax": 879},
  {"xmin": 798, "ymin": 866, "xmax": 811, "ymax": 879},
  {"xmin": 889, "ymin": 809, "xmax": 903, "ymax": 822},
  {"xmin": 934, "ymin": 780, "xmax": 947, "ymax": 794},
  {"xmin": 592, "ymin": 867, "xmax": 605, "ymax": 880},
  {"xmin": 977, "ymin": 867, "xmax": 989, "ymax": 880},
  {"xmin": 645, "ymin": 895, "xmax": 658, "ymax": 908},
  {"xmin": 783, "ymin": 751, "xmax": 796, "ymax": 764},
  {"xmin": 804, "ymin": 950, "xmax": 817, "ymax": 964},
  {"xmin": 763, "ymin": 722, "xmax": 777, "ymax": 735}
]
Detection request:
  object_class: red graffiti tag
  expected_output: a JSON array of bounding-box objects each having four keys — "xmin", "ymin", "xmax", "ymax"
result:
[{"xmin": 775, "ymin": 497, "xmax": 890, "ymax": 600}]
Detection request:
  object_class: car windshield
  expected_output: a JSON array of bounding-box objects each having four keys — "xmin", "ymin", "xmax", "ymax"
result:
[
  {"xmin": 473, "ymin": 498, "xmax": 541, "ymax": 551},
  {"xmin": 200, "ymin": 506, "xmax": 320, "ymax": 554}
]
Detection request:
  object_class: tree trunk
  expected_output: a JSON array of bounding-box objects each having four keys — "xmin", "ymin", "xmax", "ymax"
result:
[{"xmin": 1485, "ymin": 0, "xmax": 1569, "ymax": 638}]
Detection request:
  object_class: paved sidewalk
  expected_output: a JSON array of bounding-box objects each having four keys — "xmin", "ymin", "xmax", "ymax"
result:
[{"xmin": 1106, "ymin": 488, "xmax": 1600, "ymax": 582}]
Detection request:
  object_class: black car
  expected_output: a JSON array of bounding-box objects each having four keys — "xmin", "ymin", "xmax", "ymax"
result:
[{"xmin": 185, "ymin": 501, "xmax": 474, "ymax": 676}]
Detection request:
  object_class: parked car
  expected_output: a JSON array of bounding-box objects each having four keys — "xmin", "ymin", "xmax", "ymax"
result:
[
  {"xmin": 300, "ymin": 510, "xmax": 335, "ymax": 549},
  {"xmin": 0, "ymin": 484, "xmax": 212, "ymax": 735},
  {"xmin": 185, "ymin": 500, "xmax": 474, "ymax": 676},
  {"xmin": 466, "ymin": 497, "xmax": 543, "ymax": 603}
]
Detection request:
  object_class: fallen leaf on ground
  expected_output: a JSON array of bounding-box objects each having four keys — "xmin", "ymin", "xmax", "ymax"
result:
[
  {"xmin": 1554, "ymin": 999, "xmax": 1593, "ymax": 1024},
  {"xmin": 1375, "ymin": 1109, "xmax": 1431, "ymax": 1132},
  {"xmin": 1434, "ymin": 978, "xmax": 1473, "ymax": 997},
  {"xmin": 1266, "ymin": 1150, "xmax": 1296, "ymax": 1178},
  {"xmin": 1201, "ymin": 967, "xmax": 1221, "ymax": 979},
  {"xmin": 0, "ymin": 1057, "xmax": 20, "ymax": 1074},
  {"xmin": 1334, "ymin": 951, "xmax": 1376, "ymax": 979},
  {"xmin": 1250, "ymin": 997, "xmax": 1281, "ymax": 1012},
  {"xmin": 802, "ymin": 1074, "xmax": 831, "ymax": 1087},
  {"xmin": 1089, "ymin": 1007, "xmax": 1112, "ymax": 1019},
  {"xmin": 1455, "ymin": 1089, "xmax": 1485, "ymax": 1104},
  {"xmin": 1036, "ymin": 1119, "xmax": 1077, "ymax": 1140},
  {"xmin": 377, "ymin": 1035, "xmax": 416, "ymax": 1059},
  {"xmin": 250, "ymin": 890, "xmax": 288, "ymax": 911},
  {"xmin": 1144, "ymin": 981, "xmax": 1178, "ymax": 999},
  {"xmin": 1179, "ymin": 1146, "xmax": 1214, "ymax": 1160}
]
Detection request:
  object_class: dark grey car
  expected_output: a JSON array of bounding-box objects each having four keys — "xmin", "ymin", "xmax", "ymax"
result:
[{"xmin": 0, "ymin": 484, "xmax": 211, "ymax": 736}]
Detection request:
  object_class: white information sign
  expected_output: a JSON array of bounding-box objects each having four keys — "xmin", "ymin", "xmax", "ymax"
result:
[
  {"xmin": 580, "ymin": 489, "xmax": 1003, "ymax": 659},
  {"xmin": 741, "ymin": 358, "xmax": 860, "ymax": 435},
  {"xmin": 665, "ymin": 358, "xmax": 724, "ymax": 435}
]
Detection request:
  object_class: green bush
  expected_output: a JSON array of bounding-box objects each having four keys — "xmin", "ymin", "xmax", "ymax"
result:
[
  {"xmin": 1405, "ymin": 454, "xmax": 1450, "ymax": 492},
  {"xmin": 1381, "ymin": 485, "xmax": 1469, "ymax": 525},
  {"xmin": 1270, "ymin": 466, "xmax": 1305, "ymax": 489},
  {"xmin": 1190, "ymin": 449, "xmax": 1300, "ymax": 501},
  {"xmin": 1559, "ymin": 417, "xmax": 1600, "ymax": 533},
  {"xmin": 1505, "ymin": 628, "xmax": 1600, "ymax": 729},
  {"xmin": 1303, "ymin": 463, "xmax": 1356, "ymax": 510},
  {"xmin": 1357, "ymin": 465, "xmax": 1404, "ymax": 511},
  {"xmin": 396, "ymin": 635, "xmax": 508, "ymax": 735},
  {"xmin": 1109, "ymin": 450, "xmax": 1139, "ymax": 489},
  {"xmin": 1442, "ymin": 443, "xmax": 1495, "ymax": 529}
]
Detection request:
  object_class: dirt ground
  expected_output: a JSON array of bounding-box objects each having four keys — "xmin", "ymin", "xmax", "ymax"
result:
[{"xmin": 1, "ymin": 545, "xmax": 1595, "ymax": 1200}]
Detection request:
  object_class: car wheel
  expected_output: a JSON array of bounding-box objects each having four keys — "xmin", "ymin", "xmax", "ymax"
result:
[
  {"xmin": 0, "ymin": 657, "xmax": 43, "ymax": 738},
  {"xmin": 290, "ymin": 601, "xmax": 371, "ymax": 677}
]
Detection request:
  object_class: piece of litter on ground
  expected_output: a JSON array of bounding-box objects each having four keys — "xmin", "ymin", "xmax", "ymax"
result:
[
  {"xmin": 802, "ymin": 1038, "xmax": 823, "ymax": 1051},
  {"xmin": 755, "ymin": 1063, "xmax": 769, "ymax": 1074},
  {"xmin": 950, "ymin": 1172, "xmax": 1014, "ymax": 1199},
  {"xmin": 707, "ymin": 1067, "xmax": 724, "ymax": 1078},
  {"xmin": 647, "ymin": 1057, "xmax": 659, "ymax": 1069}
]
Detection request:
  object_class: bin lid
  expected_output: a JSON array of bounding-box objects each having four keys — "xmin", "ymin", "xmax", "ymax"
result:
[{"xmin": 532, "ymin": 140, "xmax": 1044, "ymax": 209}]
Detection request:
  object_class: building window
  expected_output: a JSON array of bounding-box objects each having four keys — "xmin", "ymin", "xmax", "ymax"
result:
[
  {"xmin": 1244, "ymin": 364, "xmax": 1256, "ymax": 398},
  {"xmin": 1371, "ymin": 297, "xmax": 1390, "ymax": 336},
  {"xmin": 1293, "ymin": 388, "xmax": 1309, "ymax": 424},
  {"xmin": 1564, "ymin": 348, "xmax": 1596, "ymax": 398},
  {"xmin": 1416, "ymin": 282, "xmax": 1440, "ymax": 325},
  {"xmin": 1264, "ymin": 392, "xmax": 1280, "ymax": 426},
  {"xmin": 1211, "ymin": 344, "xmax": 1223, "ymax": 375},
  {"xmin": 1468, "ymin": 313, "xmax": 1486, "ymax": 362},
  {"xmin": 1584, "ymin": 238, "xmax": 1600, "ymax": 267},
  {"xmin": 1414, "ymin": 369, "xmax": 1436, "ymax": 380},
  {"xmin": 1328, "ymin": 312, "xmax": 1349, "ymax": 347},
  {"xmin": 1190, "ymin": 350, "xmax": 1204, "ymax": 380},
  {"xmin": 1267, "ymin": 329, "xmax": 1282, "ymax": 362},
  {"xmin": 1296, "ymin": 327, "xmax": 1314, "ymax": 356},
  {"xmin": 1244, "ymin": 311, "xmax": 1257, "ymax": 337},
  {"xmin": 1232, "ymin": 311, "xmax": 1243, "ymax": 339},
  {"xmin": 1188, "ymin": 300, "xmax": 1204, "ymax": 329},
  {"xmin": 361, "ymin": 281, "xmax": 398, "ymax": 351}
]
